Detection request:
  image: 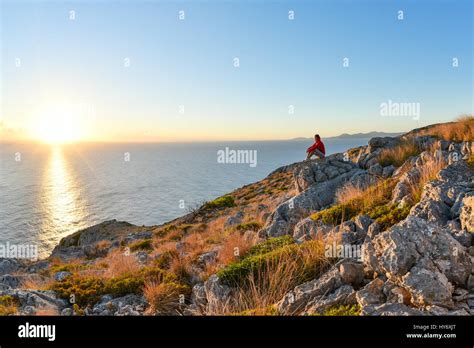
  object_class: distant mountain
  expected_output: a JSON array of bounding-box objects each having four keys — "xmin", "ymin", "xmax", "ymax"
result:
[{"xmin": 289, "ymin": 131, "xmax": 404, "ymax": 141}]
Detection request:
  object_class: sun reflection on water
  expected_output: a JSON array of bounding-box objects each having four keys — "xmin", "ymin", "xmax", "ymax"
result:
[{"xmin": 39, "ymin": 146, "xmax": 87, "ymax": 253}]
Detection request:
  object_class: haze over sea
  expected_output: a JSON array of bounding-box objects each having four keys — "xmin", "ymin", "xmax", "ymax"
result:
[{"xmin": 0, "ymin": 138, "xmax": 369, "ymax": 257}]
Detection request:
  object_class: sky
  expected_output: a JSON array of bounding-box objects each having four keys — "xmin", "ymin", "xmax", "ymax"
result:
[{"xmin": 0, "ymin": 0, "xmax": 472, "ymax": 142}]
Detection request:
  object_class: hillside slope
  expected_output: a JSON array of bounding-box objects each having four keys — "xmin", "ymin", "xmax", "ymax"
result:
[{"xmin": 1, "ymin": 117, "xmax": 473, "ymax": 316}]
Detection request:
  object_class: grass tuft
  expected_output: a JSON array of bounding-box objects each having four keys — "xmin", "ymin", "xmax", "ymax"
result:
[{"xmin": 379, "ymin": 140, "xmax": 421, "ymax": 167}]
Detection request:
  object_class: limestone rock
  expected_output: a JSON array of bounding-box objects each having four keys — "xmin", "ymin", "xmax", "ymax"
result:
[
  {"xmin": 0, "ymin": 258, "xmax": 22, "ymax": 276},
  {"xmin": 356, "ymin": 278, "xmax": 385, "ymax": 308},
  {"xmin": 460, "ymin": 194, "xmax": 474, "ymax": 233},
  {"xmin": 304, "ymin": 285, "xmax": 357, "ymax": 315},
  {"xmin": 278, "ymin": 265, "xmax": 343, "ymax": 315}
]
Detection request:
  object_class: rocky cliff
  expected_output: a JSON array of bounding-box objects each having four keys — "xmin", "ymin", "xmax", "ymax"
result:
[{"xmin": 1, "ymin": 118, "xmax": 473, "ymax": 316}]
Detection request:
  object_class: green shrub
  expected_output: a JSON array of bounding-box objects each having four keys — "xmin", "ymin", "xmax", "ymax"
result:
[
  {"xmin": 235, "ymin": 221, "xmax": 262, "ymax": 232},
  {"xmin": 310, "ymin": 179, "xmax": 396, "ymax": 226},
  {"xmin": 245, "ymin": 235, "xmax": 294, "ymax": 258},
  {"xmin": 203, "ymin": 196, "xmax": 236, "ymax": 210},
  {"xmin": 50, "ymin": 275, "xmax": 104, "ymax": 307},
  {"xmin": 0, "ymin": 295, "xmax": 16, "ymax": 306},
  {"xmin": 310, "ymin": 204, "xmax": 359, "ymax": 225},
  {"xmin": 217, "ymin": 240, "xmax": 325, "ymax": 286},
  {"xmin": 103, "ymin": 267, "xmax": 177, "ymax": 296},
  {"xmin": 467, "ymin": 153, "xmax": 474, "ymax": 167},
  {"xmin": 129, "ymin": 239, "xmax": 153, "ymax": 252},
  {"xmin": 233, "ymin": 305, "xmax": 279, "ymax": 316},
  {"xmin": 368, "ymin": 204, "xmax": 412, "ymax": 231},
  {"xmin": 154, "ymin": 224, "xmax": 177, "ymax": 238},
  {"xmin": 73, "ymin": 304, "xmax": 84, "ymax": 316},
  {"xmin": 320, "ymin": 304, "xmax": 361, "ymax": 316},
  {"xmin": 50, "ymin": 266, "xmax": 178, "ymax": 307},
  {"xmin": 0, "ymin": 296, "xmax": 17, "ymax": 315},
  {"xmin": 217, "ymin": 247, "xmax": 288, "ymax": 285},
  {"xmin": 50, "ymin": 263, "xmax": 88, "ymax": 273},
  {"xmin": 153, "ymin": 250, "xmax": 179, "ymax": 269}
]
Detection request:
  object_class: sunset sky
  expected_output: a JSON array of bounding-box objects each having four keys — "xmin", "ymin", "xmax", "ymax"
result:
[{"xmin": 1, "ymin": 0, "xmax": 472, "ymax": 142}]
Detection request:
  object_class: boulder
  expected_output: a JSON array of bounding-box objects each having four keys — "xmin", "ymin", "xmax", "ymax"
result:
[
  {"xmin": 51, "ymin": 220, "xmax": 137, "ymax": 260},
  {"xmin": 363, "ymin": 216, "xmax": 471, "ymax": 310},
  {"xmin": 356, "ymin": 278, "xmax": 385, "ymax": 308},
  {"xmin": 304, "ymin": 285, "xmax": 357, "ymax": 315},
  {"xmin": 201, "ymin": 275, "xmax": 233, "ymax": 315},
  {"xmin": 339, "ymin": 262, "xmax": 364, "ymax": 286},
  {"xmin": 0, "ymin": 274, "xmax": 22, "ymax": 289},
  {"xmin": 401, "ymin": 266, "xmax": 453, "ymax": 308},
  {"xmin": 278, "ymin": 265, "xmax": 343, "ymax": 315},
  {"xmin": 278, "ymin": 259, "xmax": 361, "ymax": 315},
  {"xmin": 364, "ymin": 216, "xmax": 471, "ymax": 286},
  {"xmin": 368, "ymin": 163, "xmax": 383, "ymax": 176},
  {"xmin": 197, "ymin": 250, "xmax": 218, "ymax": 266},
  {"xmin": 264, "ymin": 168, "xmax": 363, "ymax": 237},
  {"xmin": 368, "ymin": 137, "xmax": 398, "ymax": 152},
  {"xmin": 293, "ymin": 157, "xmax": 356, "ymax": 193},
  {"xmin": 382, "ymin": 165, "xmax": 395, "ymax": 178},
  {"xmin": 92, "ymin": 294, "xmax": 147, "ymax": 316},
  {"xmin": 293, "ymin": 218, "xmax": 332, "ymax": 242},
  {"xmin": 224, "ymin": 211, "xmax": 244, "ymax": 228},
  {"xmin": 0, "ymin": 289, "xmax": 68, "ymax": 315},
  {"xmin": 54, "ymin": 271, "xmax": 72, "ymax": 282},
  {"xmin": 366, "ymin": 303, "xmax": 425, "ymax": 316},
  {"xmin": 0, "ymin": 258, "xmax": 22, "ymax": 276},
  {"xmin": 460, "ymin": 194, "xmax": 474, "ymax": 233}
]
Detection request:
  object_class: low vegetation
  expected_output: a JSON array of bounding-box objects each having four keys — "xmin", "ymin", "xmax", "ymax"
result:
[
  {"xmin": 143, "ymin": 280, "xmax": 191, "ymax": 315},
  {"xmin": 315, "ymin": 304, "xmax": 361, "ymax": 316},
  {"xmin": 366, "ymin": 204, "xmax": 411, "ymax": 231},
  {"xmin": 466, "ymin": 153, "xmax": 474, "ymax": 167},
  {"xmin": 415, "ymin": 115, "xmax": 473, "ymax": 142},
  {"xmin": 203, "ymin": 196, "xmax": 236, "ymax": 210},
  {"xmin": 217, "ymin": 239, "xmax": 326, "ymax": 287},
  {"xmin": 49, "ymin": 266, "xmax": 182, "ymax": 308},
  {"xmin": 407, "ymin": 157, "xmax": 447, "ymax": 203},
  {"xmin": 129, "ymin": 239, "xmax": 154, "ymax": 252},
  {"xmin": 233, "ymin": 305, "xmax": 279, "ymax": 316},
  {"xmin": 211, "ymin": 239, "xmax": 328, "ymax": 314},
  {"xmin": 0, "ymin": 295, "xmax": 18, "ymax": 316},
  {"xmin": 245, "ymin": 235, "xmax": 294, "ymax": 258},
  {"xmin": 235, "ymin": 221, "xmax": 262, "ymax": 232},
  {"xmin": 312, "ymin": 179, "xmax": 396, "ymax": 226},
  {"xmin": 378, "ymin": 140, "xmax": 421, "ymax": 167}
]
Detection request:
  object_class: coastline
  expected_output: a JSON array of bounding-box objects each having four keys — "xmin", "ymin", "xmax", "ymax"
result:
[{"xmin": 0, "ymin": 118, "xmax": 473, "ymax": 317}]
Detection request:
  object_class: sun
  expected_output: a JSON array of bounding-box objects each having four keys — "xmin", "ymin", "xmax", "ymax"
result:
[{"xmin": 31, "ymin": 105, "xmax": 84, "ymax": 144}]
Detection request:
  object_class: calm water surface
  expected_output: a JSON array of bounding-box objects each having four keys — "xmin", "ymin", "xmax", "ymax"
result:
[{"xmin": 0, "ymin": 139, "xmax": 369, "ymax": 257}]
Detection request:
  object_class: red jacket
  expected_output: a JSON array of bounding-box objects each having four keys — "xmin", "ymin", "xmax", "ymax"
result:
[{"xmin": 307, "ymin": 140, "xmax": 325, "ymax": 155}]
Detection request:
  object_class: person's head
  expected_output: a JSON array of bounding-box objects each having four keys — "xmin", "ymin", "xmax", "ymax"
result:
[{"xmin": 314, "ymin": 134, "xmax": 320, "ymax": 141}]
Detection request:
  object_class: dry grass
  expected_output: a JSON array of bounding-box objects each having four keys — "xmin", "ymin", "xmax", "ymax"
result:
[
  {"xmin": 408, "ymin": 157, "xmax": 447, "ymax": 203},
  {"xmin": 0, "ymin": 303, "xmax": 17, "ymax": 316},
  {"xmin": 417, "ymin": 115, "xmax": 474, "ymax": 141},
  {"xmin": 208, "ymin": 241, "xmax": 328, "ymax": 315},
  {"xmin": 335, "ymin": 183, "xmax": 365, "ymax": 205},
  {"xmin": 336, "ymin": 179, "xmax": 392, "ymax": 211},
  {"xmin": 168, "ymin": 255, "xmax": 193, "ymax": 282},
  {"xmin": 217, "ymin": 232, "xmax": 253, "ymax": 266},
  {"xmin": 143, "ymin": 279, "xmax": 187, "ymax": 315},
  {"xmin": 379, "ymin": 141, "xmax": 421, "ymax": 167},
  {"xmin": 35, "ymin": 308, "xmax": 59, "ymax": 315},
  {"xmin": 20, "ymin": 276, "xmax": 55, "ymax": 291},
  {"xmin": 102, "ymin": 250, "xmax": 141, "ymax": 279}
]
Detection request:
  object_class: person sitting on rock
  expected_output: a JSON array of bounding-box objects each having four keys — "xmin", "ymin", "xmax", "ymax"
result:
[{"xmin": 306, "ymin": 134, "xmax": 326, "ymax": 160}]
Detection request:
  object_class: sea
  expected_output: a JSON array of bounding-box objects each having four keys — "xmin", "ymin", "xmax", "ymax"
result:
[{"xmin": 0, "ymin": 138, "xmax": 370, "ymax": 257}]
